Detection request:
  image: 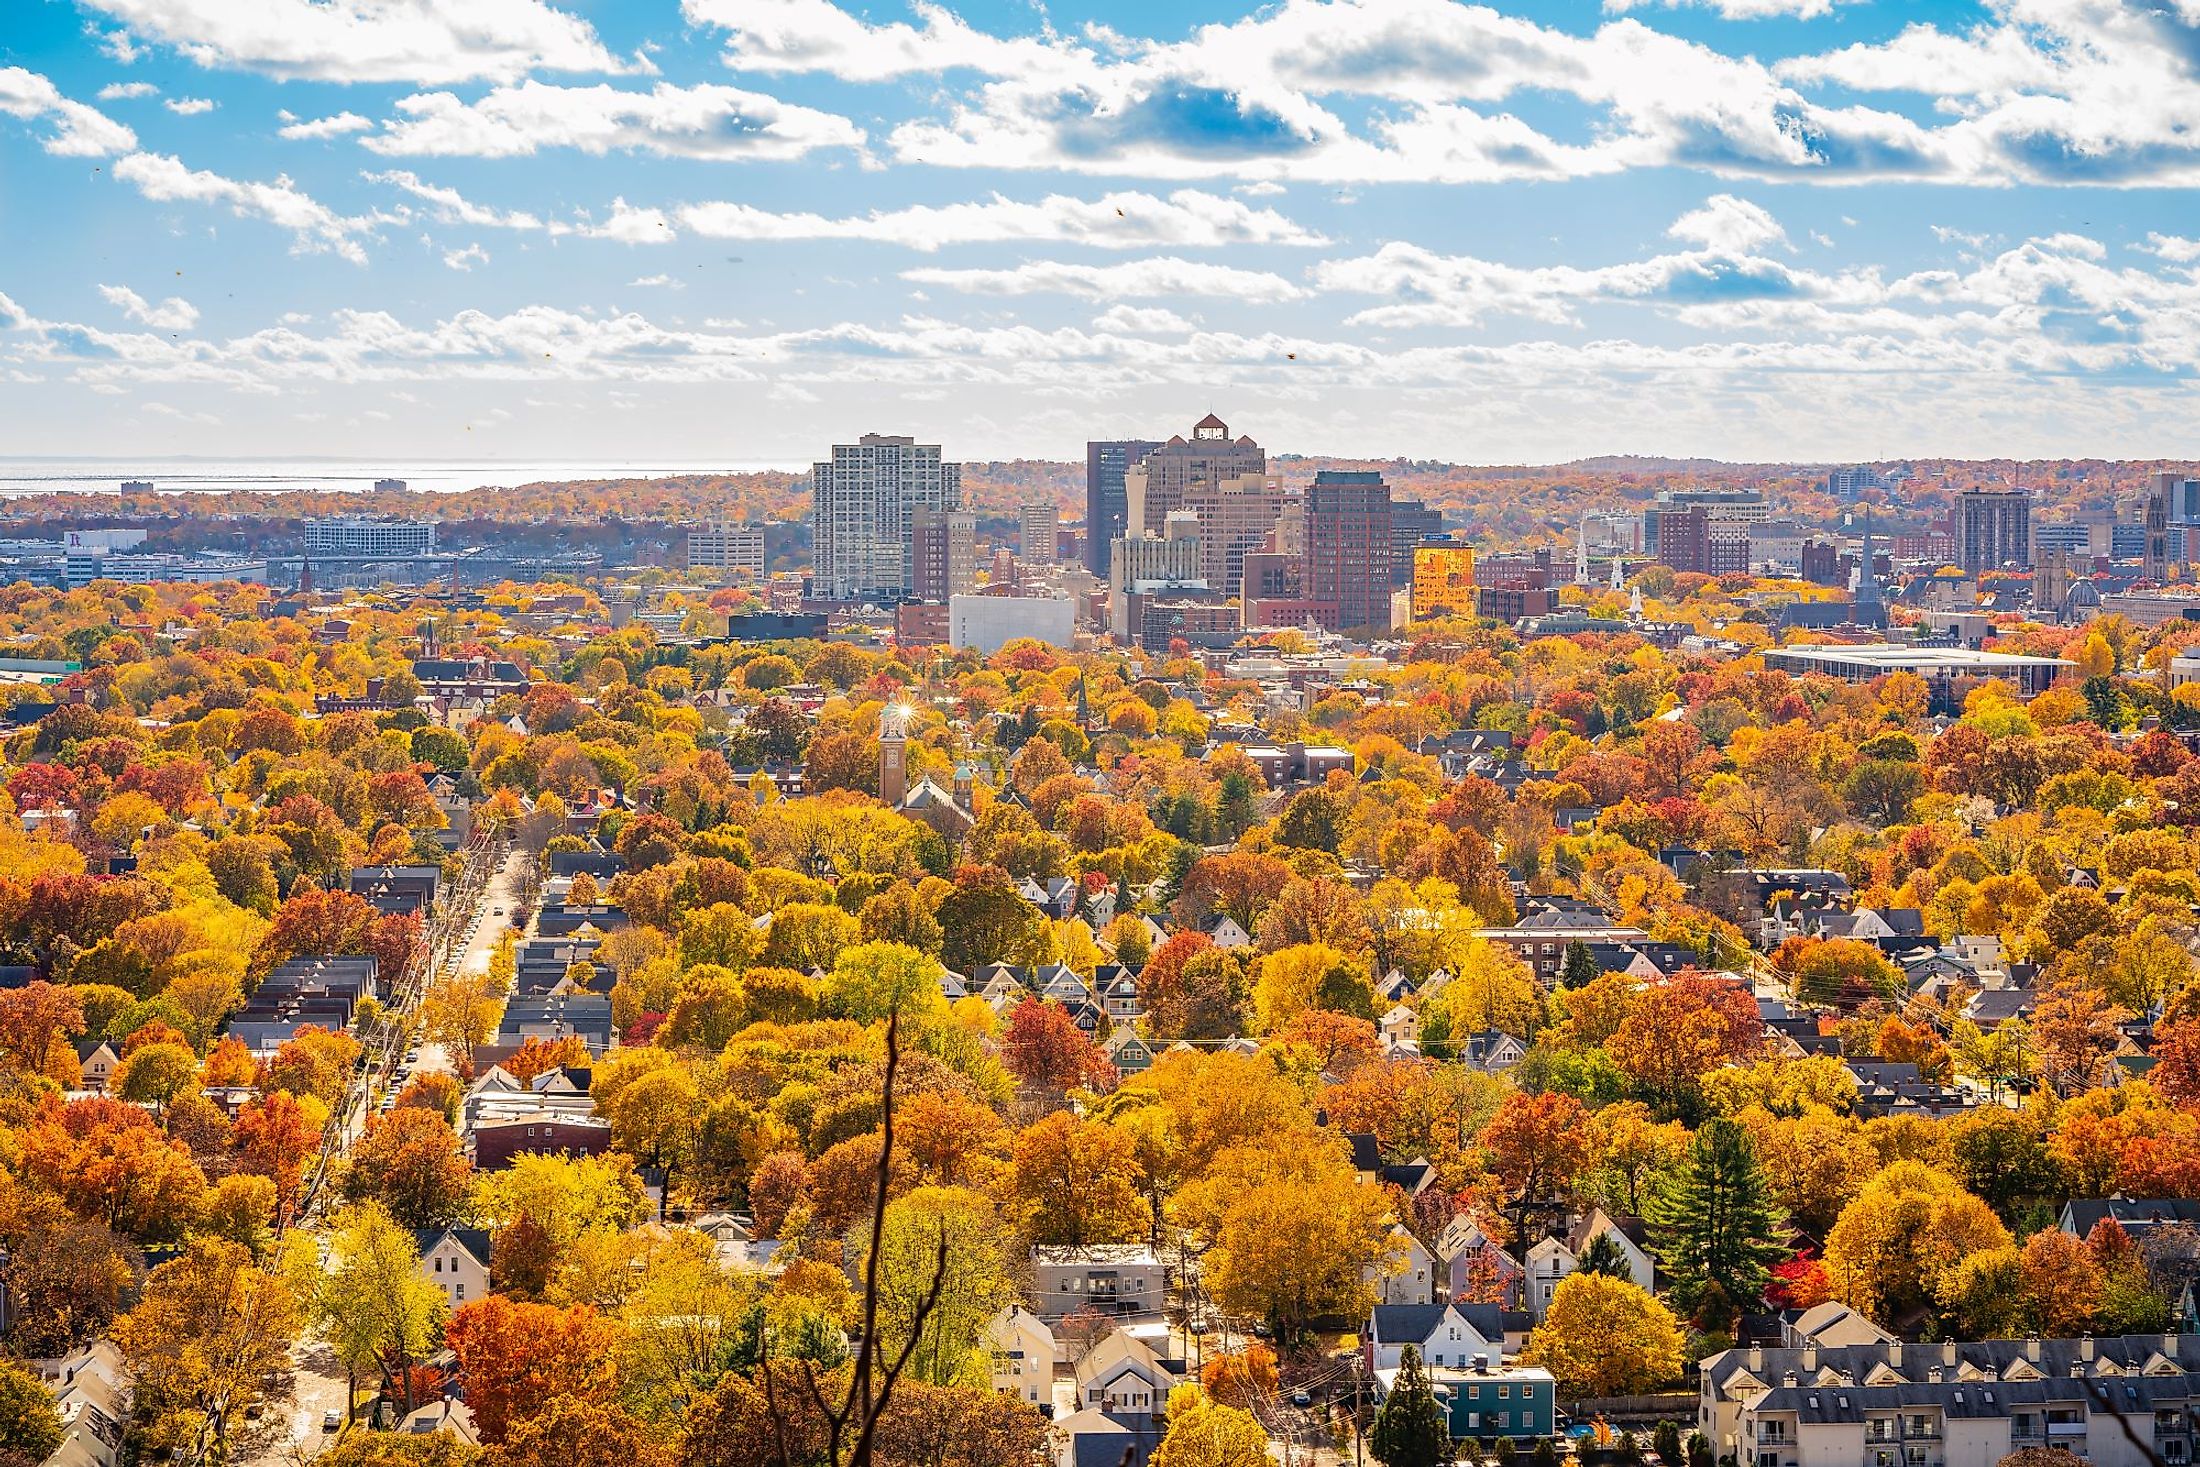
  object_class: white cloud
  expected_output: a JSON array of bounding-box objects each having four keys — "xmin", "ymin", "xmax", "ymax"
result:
[
  {"xmin": 364, "ymin": 170, "xmax": 547, "ymax": 230},
  {"xmin": 1932, "ymin": 225, "xmax": 1992, "ymax": 249},
  {"xmin": 98, "ymin": 283, "xmax": 199, "ymax": 329},
  {"xmin": 683, "ymin": 0, "xmax": 1081, "ymax": 81},
  {"xmin": 676, "ymin": 187, "xmax": 1326, "ymax": 251},
  {"xmin": 280, "ymin": 111, "xmax": 373, "ymax": 140},
  {"xmin": 362, "ymin": 80, "xmax": 864, "ymax": 162},
  {"xmin": 111, "ymin": 152, "xmax": 379, "ymax": 264},
  {"xmin": 2141, "ymin": 233, "xmax": 2200, "ymax": 264},
  {"xmin": 76, "ymin": 0, "xmax": 633, "ymax": 84},
  {"xmin": 1093, "ymin": 303, "xmax": 1199, "ymax": 334},
  {"xmin": 903, "ymin": 256, "xmax": 1310, "ymax": 302},
  {"xmin": 0, "ymin": 66, "xmax": 138, "ymax": 157},
  {"xmin": 443, "ymin": 244, "xmax": 489, "ymax": 271},
  {"xmin": 141, "ymin": 400, "xmax": 219, "ymax": 424},
  {"xmin": 1606, "ymin": 0, "xmax": 1846, "ymax": 17},
  {"xmin": 163, "ymin": 96, "xmax": 216, "ymax": 115},
  {"xmin": 629, "ymin": 273, "xmax": 684, "ymax": 288},
  {"xmin": 582, "ymin": 199, "xmax": 676, "ymax": 243},
  {"xmin": 1669, "ymin": 194, "xmax": 1787, "ymax": 253},
  {"xmin": 98, "ymin": 81, "xmax": 158, "ymax": 100}
]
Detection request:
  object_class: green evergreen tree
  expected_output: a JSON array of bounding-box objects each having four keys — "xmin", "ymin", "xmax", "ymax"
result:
[
  {"xmin": 1532, "ymin": 1438, "xmax": 1562, "ymax": 1467},
  {"xmin": 1560, "ymin": 940, "xmax": 1599, "ymax": 989},
  {"xmin": 1575, "ymin": 1230, "xmax": 1634, "ymax": 1281},
  {"xmin": 1644, "ymin": 1117, "xmax": 1788, "ymax": 1327},
  {"xmin": 1652, "ymin": 1421, "xmax": 1684, "ymax": 1466},
  {"xmin": 1494, "ymin": 1436, "xmax": 1519, "ymax": 1467},
  {"xmin": 1371, "ymin": 1346, "xmax": 1453, "ymax": 1467}
]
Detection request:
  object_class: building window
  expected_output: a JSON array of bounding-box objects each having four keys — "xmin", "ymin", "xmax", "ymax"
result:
[{"xmin": 455, "ymin": 1285, "xmax": 465, "ymax": 1301}]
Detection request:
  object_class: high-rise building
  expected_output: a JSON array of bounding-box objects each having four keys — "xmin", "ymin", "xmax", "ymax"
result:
[
  {"xmin": 1826, "ymin": 466, "xmax": 1883, "ymax": 500},
  {"xmin": 910, "ymin": 507, "xmax": 977, "ymax": 602},
  {"xmin": 1390, "ymin": 499, "xmax": 1446, "ymax": 588},
  {"xmin": 1019, "ymin": 503, "xmax": 1060, "ymax": 564},
  {"xmin": 2146, "ymin": 473, "xmax": 2173, "ymax": 582},
  {"xmin": 810, "ymin": 434, "xmax": 961, "ymax": 602},
  {"xmin": 1176, "ymin": 474, "xmax": 1296, "ymax": 596},
  {"xmin": 1956, "ymin": 489, "xmax": 2032, "ymax": 576},
  {"xmin": 1304, "ymin": 470, "xmax": 1393, "ymax": 633},
  {"xmin": 1084, "ymin": 438, "xmax": 1161, "ymax": 577},
  {"xmin": 1124, "ymin": 415, "xmax": 1265, "ymax": 537},
  {"xmin": 1655, "ymin": 506, "xmax": 1748, "ymax": 576},
  {"xmin": 686, "ymin": 522, "xmax": 766, "ymax": 577},
  {"xmin": 1411, "ymin": 545, "xmax": 1476, "ymax": 620}
]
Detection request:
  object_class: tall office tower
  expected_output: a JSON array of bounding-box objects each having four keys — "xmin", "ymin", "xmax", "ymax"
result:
[
  {"xmin": 1956, "ymin": 488, "xmax": 2032, "ymax": 576},
  {"xmin": 1123, "ymin": 415, "xmax": 1266, "ymax": 537},
  {"xmin": 810, "ymin": 434, "xmax": 960, "ymax": 601},
  {"xmin": 1019, "ymin": 503, "xmax": 1060, "ymax": 564},
  {"xmin": 910, "ymin": 507, "xmax": 977, "ymax": 601},
  {"xmin": 1304, "ymin": 470, "xmax": 1393, "ymax": 633},
  {"xmin": 2150, "ymin": 470, "xmax": 2200, "ymax": 579},
  {"xmin": 1390, "ymin": 498, "xmax": 1445, "ymax": 587},
  {"xmin": 1177, "ymin": 473, "xmax": 1296, "ymax": 595},
  {"xmin": 1084, "ymin": 438, "xmax": 1161, "ymax": 577}
]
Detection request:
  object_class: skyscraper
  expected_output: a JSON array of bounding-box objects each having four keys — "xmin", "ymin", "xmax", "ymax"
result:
[
  {"xmin": 1956, "ymin": 489, "xmax": 2032, "ymax": 576},
  {"xmin": 910, "ymin": 507, "xmax": 977, "ymax": 602},
  {"xmin": 810, "ymin": 434, "xmax": 961, "ymax": 602},
  {"xmin": 1018, "ymin": 503, "xmax": 1060, "ymax": 564},
  {"xmin": 1084, "ymin": 438, "xmax": 1161, "ymax": 577},
  {"xmin": 1390, "ymin": 499, "xmax": 1445, "ymax": 587},
  {"xmin": 1124, "ymin": 415, "xmax": 1266, "ymax": 536},
  {"xmin": 1305, "ymin": 470, "xmax": 1393, "ymax": 633}
]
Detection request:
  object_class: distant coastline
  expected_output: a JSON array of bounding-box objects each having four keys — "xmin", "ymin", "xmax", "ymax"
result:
[{"xmin": 0, "ymin": 458, "xmax": 807, "ymax": 498}]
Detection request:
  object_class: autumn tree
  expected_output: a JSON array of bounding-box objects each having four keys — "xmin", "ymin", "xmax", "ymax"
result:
[
  {"xmin": 1521, "ymin": 1272, "xmax": 1686, "ymax": 1398},
  {"xmin": 444, "ymin": 1296, "xmax": 621, "ymax": 1444},
  {"xmin": 342, "ymin": 1107, "xmax": 474, "ymax": 1230},
  {"xmin": 1152, "ymin": 1384, "xmax": 1268, "ymax": 1467},
  {"xmin": 113, "ymin": 1238, "xmax": 300, "ymax": 1456},
  {"xmin": 999, "ymin": 997, "xmax": 1116, "ymax": 1094},
  {"xmin": 308, "ymin": 1202, "xmax": 450, "ymax": 1417},
  {"xmin": 1823, "ymin": 1162, "xmax": 2012, "ymax": 1328},
  {"xmin": 1482, "ymin": 1090, "xmax": 1590, "ymax": 1242},
  {"xmin": 1009, "ymin": 1111, "xmax": 1151, "ymax": 1247}
]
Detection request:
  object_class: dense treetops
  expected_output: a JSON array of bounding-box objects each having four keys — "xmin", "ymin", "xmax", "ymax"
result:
[{"xmin": 3, "ymin": 540, "xmax": 2200, "ymax": 1461}]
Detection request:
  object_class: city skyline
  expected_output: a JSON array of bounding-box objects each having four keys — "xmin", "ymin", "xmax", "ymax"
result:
[{"xmin": 7, "ymin": 0, "xmax": 2200, "ymax": 463}]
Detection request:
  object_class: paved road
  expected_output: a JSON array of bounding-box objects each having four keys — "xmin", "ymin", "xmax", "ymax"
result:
[{"xmin": 237, "ymin": 842, "xmax": 523, "ymax": 1466}]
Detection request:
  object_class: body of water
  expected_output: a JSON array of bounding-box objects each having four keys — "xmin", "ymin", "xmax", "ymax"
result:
[{"xmin": 0, "ymin": 458, "xmax": 806, "ymax": 498}]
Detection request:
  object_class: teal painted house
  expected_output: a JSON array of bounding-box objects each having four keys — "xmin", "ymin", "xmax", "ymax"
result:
[{"xmin": 1383, "ymin": 1363, "xmax": 1556, "ymax": 1441}]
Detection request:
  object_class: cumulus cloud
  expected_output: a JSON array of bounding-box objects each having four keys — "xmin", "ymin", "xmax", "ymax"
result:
[
  {"xmin": 1669, "ymin": 194, "xmax": 1787, "ymax": 253},
  {"xmin": 676, "ymin": 188, "xmax": 1325, "ymax": 251},
  {"xmin": 98, "ymin": 81, "xmax": 158, "ymax": 100},
  {"xmin": 902, "ymin": 256, "xmax": 1310, "ymax": 302},
  {"xmin": 682, "ymin": 0, "xmax": 1082, "ymax": 80},
  {"xmin": 163, "ymin": 96, "xmax": 216, "ymax": 115},
  {"xmin": 1093, "ymin": 303, "xmax": 1200, "ymax": 333},
  {"xmin": 280, "ymin": 111, "xmax": 374, "ymax": 140},
  {"xmin": 1606, "ymin": 0, "xmax": 1846, "ymax": 17},
  {"xmin": 76, "ymin": 0, "xmax": 633, "ymax": 84},
  {"xmin": 0, "ymin": 66, "xmax": 138, "ymax": 157},
  {"xmin": 111, "ymin": 152, "xmax": 380, "ymax": 264},
  {"xmin": 364, "ymin": 169, "xmax": 547, "ymax": 230},
  {"xmin": 98, "ymin": 284, "xmax": 200, "ymax": 330},
  {"xmin": 361, "ymin": 80, "xmax": 864, "ymax": 162},
  {"xmin": 443, "ymin": 244, "xmax": 489, "ymax": 270}
]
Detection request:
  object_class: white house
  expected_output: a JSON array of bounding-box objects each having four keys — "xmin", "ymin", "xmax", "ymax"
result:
[
  {"xmin": 1365, "ymin": 1302, "xmax": 1507, "ymax": 1371},
  {"xmin": 1074, "ymin": 1329, "xmax": 1176, "ymax": 1415},
  {"xmin": 1366, "ymin": 1224, "xmax": 1436, "ymax": 1306},
  {"xmin": 1378, "ymin": 1004, "xmax": 1420, "ymax": 1050},
  {"xmin": 1206, "ymin": 915, "xmax": 1252, "ymax": 949},
  {"xmin": 39, "ymin": 1339, "xmax": 128, "ymax": 1467},
  {"xmin": 985, "ymin": 1305, "xmax": 1058, "ymax": 1407},
  {"xmin": 1031, "ymin": 1244, "xmax": 1167, "ymax": 1322},
  {"xmin": 414, "ymin": 1227, "xmax": 491, "ymax": 1309},
  {"xmin": 1523, "ymin": 1210, "xmax": 1654, "ymax": 1320}
]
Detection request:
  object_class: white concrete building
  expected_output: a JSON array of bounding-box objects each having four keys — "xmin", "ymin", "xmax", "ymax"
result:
[
  {"xmin": 1030, "ymin": 1244, "xmax": 1166, "ymax": 1321},
  {"xmin": 686, "ymin": 522, "xmax": 766, "ymax": 577},
  {"xmin": 810, "ymin": 434, "xmax": 960, "ymax": 602},
  {"xmin": 949, "ymin": 593, "xmax": 1074, "ymax": 655}
]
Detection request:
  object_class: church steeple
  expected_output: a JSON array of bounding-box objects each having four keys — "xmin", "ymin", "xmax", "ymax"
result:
[{"xmin": 879, "ymin": 702, "xmax": 910, "ymax": 807}]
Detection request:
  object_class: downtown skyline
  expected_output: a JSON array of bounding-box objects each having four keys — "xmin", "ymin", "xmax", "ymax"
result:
[{"xmin": 5, "ymin": 0, "xmax": 2200, "ymax": 465}]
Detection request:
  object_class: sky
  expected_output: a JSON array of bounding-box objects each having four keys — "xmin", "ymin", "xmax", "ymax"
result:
[{"xmin": 6, "ymin": 0, "xmax": 2200, "ymax": 466}]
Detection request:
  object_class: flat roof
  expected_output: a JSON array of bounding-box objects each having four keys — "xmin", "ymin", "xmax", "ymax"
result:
[{"xmin": 1765, "ymin": 643, "xmax": 2071, "ymax": 671}]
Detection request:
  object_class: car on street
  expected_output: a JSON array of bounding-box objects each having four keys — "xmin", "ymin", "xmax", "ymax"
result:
[
  {"xmin": 1290, "ymin": 1390, "xmax": 1312, "ymax": 1407},
  {"xmin": 323, "ymin": 1409, "xmax": 342, "ymax": 1431}
]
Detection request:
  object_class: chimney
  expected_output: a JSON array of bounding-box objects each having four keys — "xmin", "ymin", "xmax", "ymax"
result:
[
  {"xmin": 1888, "ymin": 1343, "xmax": 1902, "ymax": 1368},
  {"xmin": 1927, "ymin": 1367, "xmax": 1943, "ymax": 1384},
  {"xmin": 2025, "ymin": 1338, "xmax": 2041, "ymax": 1362},
  {"xmin": 2080, "ymin": 1338, "xmax": 2095, "ymax": 1362},
  {"xmin": 1942, "ymin": 1343, "xmax": 1957, "ymax": 1367},
  {"xmin": 1749, "ymin": 1348, "xmax": 1764, "ymax": 1373},
  {"xmin": 2168, "ymin": 1334, "xmax": 2182, "ymax": 1359},
  {"xmin": 1783, "ymin": 1372, "xmax": 1799, "ymax": 1389},
  {"xmin": 1801, "ymin": 1347, "xmax": 1818, "ymax": 1373}
]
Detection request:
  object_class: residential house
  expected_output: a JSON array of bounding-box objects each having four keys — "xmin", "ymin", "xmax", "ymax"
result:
[
  {"xmin": 1373, "ymin": 1361, "xmax": 1556, "ymax": 1442},
  {"xmin": 1455, "ymin": 1030, "xmax": 1529, "ymax": 1075},
  {"xmin": 1367, "ymin": 1224, "xmax": 1437, "ymax": 1306},
  {"xmin": 1778, "ymin": 1301, "xmax": 1896, "ymax": 1349},
  {"xmin": 71, "ymin": 1039, "xmax": 118, "ymax": 1092},
  {"xmin": 1364, "ymin": 1301, "xmax": 1507, "ymax": 1371},
  {"xmin": 1434, "ymin": 1216, "xmax": 1524, "ymax": 1310},
  {"xmin": 1051, "ymin": 1409, "xmax": 1160, "ymax": 1467},
  {"xmin": 415, "ymin": 1227, "xmax": 491, "ymax": 1309},
  {"xmin": 2059, "ymin": 1197, "xmax": 2200, "ymax": 1243},
  {"xmin": 1379, "ymin": 1004, "xmax": 1420, "ymax": 1051},
  {"xmin": 1103, "ymin": 1027, "xmax": 1156, "ymax": 1075},
  {"xmin": 986, "ymin": 1306, "xmax": 1057, "ymax": 1407},
  {"xmin": 1031, "ymin": 1245, "xmax": 1167, "ymax": 1322},
  {"xmin": 1206, "ymin": 915, "xmax": 1252, "ymax": 949},
  {"xmin": 1701, "ymin": 1333, "xmax": 2200, "ymax": 1467},
  {"xmin": 1073, "ymin": 1329, "xmax": 1176, "ymax": 1415},
  {"xmin": 39, "ymin": 1339, "xmax": 128, "ymax": 1467},
  {"xmin": 1522, "ymin": 1210, "xmax": 1655, "ymax": 1320}
]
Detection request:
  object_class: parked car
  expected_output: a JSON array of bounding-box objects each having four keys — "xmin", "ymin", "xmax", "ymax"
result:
[{"xmin": 323, "ymin": 1409, "xmax": 342, "ymax": 1431}]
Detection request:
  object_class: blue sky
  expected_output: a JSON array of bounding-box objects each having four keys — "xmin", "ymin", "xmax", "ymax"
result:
[{"xmin": 5, "ymin": 0, "xmax": 2200, "ymax": 464}]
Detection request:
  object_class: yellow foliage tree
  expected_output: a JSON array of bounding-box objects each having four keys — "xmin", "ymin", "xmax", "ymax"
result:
[
  {"xmin": 1822, "ymin": 1161, "xmax": 2012, "ymax": 1327},
  {"xmin": 1521, "ymin": 1272, "xmax": 1686, "ymax": 1397}
]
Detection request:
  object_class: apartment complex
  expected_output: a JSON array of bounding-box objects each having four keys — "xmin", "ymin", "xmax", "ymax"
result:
[
  {"xmin": 686, "ymin": 522, "xmax": 766, "ymax": 577},
  {"xmin": 809, "ymin": 434, "xmax": 961, "ymax": 601},
  {"xmin": 910, "ymin": 507, "xmax": 977, "ymax": 601},
  {"xmin": 1304, "ymin": 470, "xmax": 1394, "ymax": 633},
  {"xmin": 304, "ymin": 517, "xmax": 437, "ymax": 558},
  {"xmin": 1703, "ymin": 1334, "xmax": 2200, "ymax": 1467},
  {"xmin": 1956, "ymin": 489, "xmax": 2032, "ymax": 575},
  {"xmin": 1083, "ymin": 438, "xmax": 1162, "ymax": 576},
  {"xmin": 1018, "ymin": 502, "xmax": 1059, "ymax": 564}
]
